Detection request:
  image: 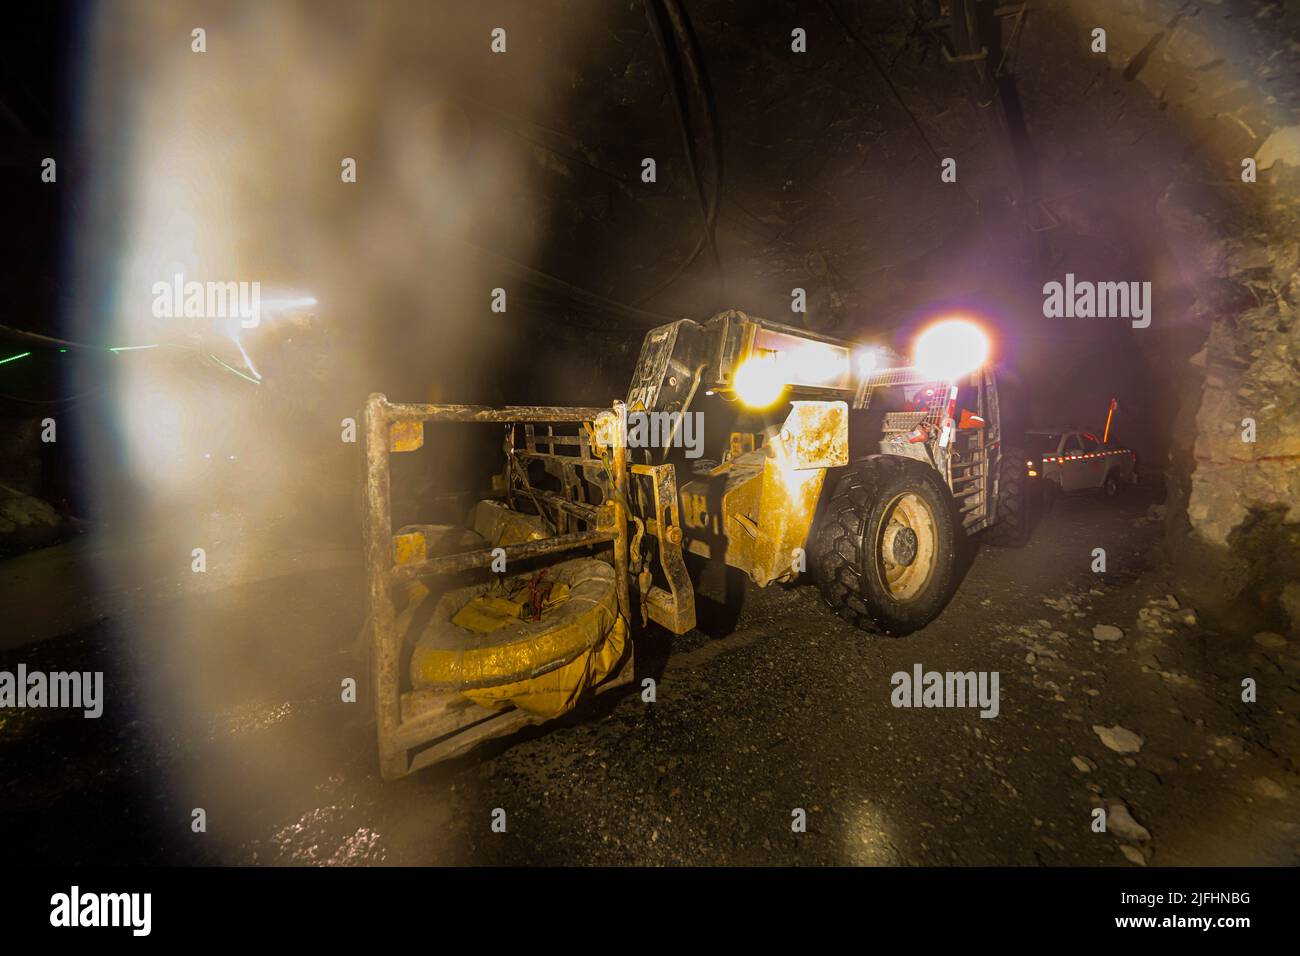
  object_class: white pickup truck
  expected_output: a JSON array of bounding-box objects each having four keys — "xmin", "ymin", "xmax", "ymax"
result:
[{"xmin": 1026, "ymin": 428, "xmax": 1137, "ymax": 498}]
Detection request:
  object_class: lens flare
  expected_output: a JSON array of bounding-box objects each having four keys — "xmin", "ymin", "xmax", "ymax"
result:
[
  {"xmin": 856, "ymin": 348, "xmax": 879, "ymax": 377},
  {"xmin": 783, "ymin": 340, "xmax": 849, "ymax": 386},
  {"xmin": 913, "ymin": 319, "xmax": 990, "ymax": 381},
  {"xmin": 733, "ymin": 353, "xmax": 787, "ymax": 408}
]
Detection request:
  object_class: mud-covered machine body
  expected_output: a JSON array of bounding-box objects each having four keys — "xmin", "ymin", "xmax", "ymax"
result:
[{"xmin": 363, "ymin": 310, "xmax": 1023, "ymax": 777}]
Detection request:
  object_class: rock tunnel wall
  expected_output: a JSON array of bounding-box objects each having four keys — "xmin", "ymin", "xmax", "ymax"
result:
[{"xmin": 1057, "ymin": 0, "xmax": 1300, "ymax": 631}]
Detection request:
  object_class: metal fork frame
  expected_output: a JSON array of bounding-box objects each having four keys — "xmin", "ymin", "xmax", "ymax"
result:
[{"xmin": 363, "ymin": 393, "xmax": 633, "ymax": 779}]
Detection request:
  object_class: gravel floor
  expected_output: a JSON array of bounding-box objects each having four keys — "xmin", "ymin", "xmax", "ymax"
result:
[{"xmin": 2, "ymin": 483, "xmax": 1297, "ymax": 866}]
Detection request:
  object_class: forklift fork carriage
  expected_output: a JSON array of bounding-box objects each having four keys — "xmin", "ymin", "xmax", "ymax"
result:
[{"xmin": 363, "ymin": 393, "xmax": 643, "ymax": 779}]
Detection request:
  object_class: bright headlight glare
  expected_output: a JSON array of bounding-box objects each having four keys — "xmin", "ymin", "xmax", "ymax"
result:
[
  {"xmin": 856, "ymin": 348, "xmax": 879, "ymax": 377},
  {"xmin": 913, "ymin": 319, "xmax": 990, "ymax": 381},
  {"xmin": 732, "ymin": 354, "xmax": 787, "ymax": 408},
  {"xmin": 784, "ymin": 340, "xmax": 848, "ymax": 386},
  {"xmin": 751, "ymin": 329, "xmax": 852, "ymax": 389}
]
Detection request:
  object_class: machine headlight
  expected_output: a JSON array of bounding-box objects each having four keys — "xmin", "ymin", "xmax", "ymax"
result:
[
  {"xmin": 781, "ymin": 340, "xmax": 850, "ymax": 387},
  {"xmin": 754, "ymin": 329, "xmax": 850, "ymax": 387},
  {"xmin": 732, "ymin": 353, "xmax": 787, "ymax": 408},
  {"xmin": 912, "ymin": 319, "xmax": 990, "ymax": 381},
  {"xmin": 729, "ymin": 327, "xmax": 856, "ymax": 407}
]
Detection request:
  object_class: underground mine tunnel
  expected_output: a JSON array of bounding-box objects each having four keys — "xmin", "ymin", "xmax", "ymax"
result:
[{"xmin": 1, "ymin": 0, "xmax": 1298, "ymax": 899}]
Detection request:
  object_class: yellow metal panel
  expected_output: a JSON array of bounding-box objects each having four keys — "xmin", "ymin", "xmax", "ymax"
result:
[
  {"xmin": 680, "ymin": 401, "xmax": 843, "ymax": 586},
  {"xmin": 777, "ymin": 401, "xmax": 848, "ymax": 469},
  {"xmin": 392, "ymin": 531, "xmax": 427, "ymax": 565},
  {"xmin": 389, "ymin": 419, "xmax": 424, "ymax": 453}
]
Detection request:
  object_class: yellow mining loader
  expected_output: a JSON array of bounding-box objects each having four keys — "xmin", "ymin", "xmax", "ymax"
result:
[{"xmin": 363, "ymin": 309, "xmax": 1027, "ymax": 778}]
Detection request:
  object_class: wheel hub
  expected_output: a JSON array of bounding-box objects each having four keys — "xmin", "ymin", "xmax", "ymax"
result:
[
  {"xmin": 884, "ymin": 524, "xmax": 918, "ymax": 566},
  {"xmin": 876, "ymin": 492, "xmax": 938, "ymax": 602}
]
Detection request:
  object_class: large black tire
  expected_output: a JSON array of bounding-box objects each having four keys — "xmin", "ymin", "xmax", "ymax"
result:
[
  {"xmin": 811, "ymin": 455, "xmax": 960, "ymax": 636},
  {"xmin": 984, "ymin": 445, "xmax": 1030, "ymax": 547}
]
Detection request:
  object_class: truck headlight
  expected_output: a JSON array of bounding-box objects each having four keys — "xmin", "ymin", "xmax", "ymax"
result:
[{"xmin": 913, "ymin": 319, "xmax": 990, "ymax": 381}]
